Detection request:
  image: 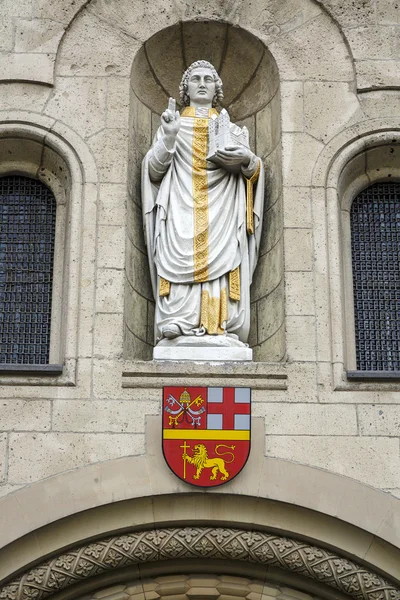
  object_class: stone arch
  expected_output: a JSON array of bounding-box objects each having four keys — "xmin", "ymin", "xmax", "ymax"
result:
[
  {"xmin": 1, "ymin": 526, "xmax": 399, "ymax": 600},
  {"xmin": 0, "ymin": 423, "xmax": 399, "ymax": 586}
]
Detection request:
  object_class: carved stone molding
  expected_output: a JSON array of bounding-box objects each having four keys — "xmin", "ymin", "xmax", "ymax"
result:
[{"xmin": 0, "ymin": 527, "xmax": 399, "ymax": 600}]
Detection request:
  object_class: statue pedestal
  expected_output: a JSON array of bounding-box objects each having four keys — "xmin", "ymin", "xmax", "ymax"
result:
[{"xmin": 153, "ymin": 335, "xmax": 253, "ymax": 362}]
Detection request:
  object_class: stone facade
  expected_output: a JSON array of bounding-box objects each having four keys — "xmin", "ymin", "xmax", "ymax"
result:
[{"xmin": 0, "ymin": 0, "xmax": 399, "ymax": 596}]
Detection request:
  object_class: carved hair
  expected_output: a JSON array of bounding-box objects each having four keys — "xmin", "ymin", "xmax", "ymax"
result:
[{"xmin": 179, "ymin": 60, "xmax": 224, "ymax": 107}]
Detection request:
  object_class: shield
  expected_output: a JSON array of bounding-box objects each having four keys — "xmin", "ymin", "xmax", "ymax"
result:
[{"xmin": 162, "ymin": 386, "xmax": 251, "ymax": 487}]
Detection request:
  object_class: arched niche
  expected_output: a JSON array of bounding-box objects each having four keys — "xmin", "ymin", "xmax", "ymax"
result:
[{"xmin": 125, "ymin": 22, "xmax": 284, "ymax": 361}]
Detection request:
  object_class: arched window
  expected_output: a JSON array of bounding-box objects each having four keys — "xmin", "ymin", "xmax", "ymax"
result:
[
  {"xmin": 350, "ymin": 182, "xmax": 400, "ymax": 372},
  {"xmin": 0, "ymin": 175, "xmax": 57, "ymax": 365}
]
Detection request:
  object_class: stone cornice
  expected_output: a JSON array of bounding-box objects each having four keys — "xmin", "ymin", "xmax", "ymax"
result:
[{"xmin": 0, "ymin": 527, "xmax": 399, "ymax": 600}]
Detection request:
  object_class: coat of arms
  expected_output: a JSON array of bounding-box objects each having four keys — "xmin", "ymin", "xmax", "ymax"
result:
[{"xmin": 162, "ymin": 386, "xmax": 251, "ymax": 487}]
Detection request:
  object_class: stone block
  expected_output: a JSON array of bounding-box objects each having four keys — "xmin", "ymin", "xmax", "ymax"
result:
[
  {"xmin": 219, "ymin": 26, "xmax": 264, "ymax": 107},
  {"xmin": 257, "ymin": 280, "xmax": 285, "ymax": 344},
  {"xmin": 94, "ymin": 313, "xmax": 124, "ymax": 359},
  {"xmin": 52, "ymin": 399, "xmax": 158, "ymax": 433},
  {"xmin": 0, "ymin": 82, "xmax": 51, "ymax": 111},
  {"xmin": 57, "ymin": 12, "xmax": 139, "ymax": 77},
  {"xmin": 0, "ymin": 434, "xmax": 6, "ymax": 483},
  {"xmin": 145, "ymin": 23, "xmax": 184, "ymax": 101},
  {"xmin": 230, "ymin": 53, "xmax": 279, "ymax": 121},
  {"xmin": 98, "ymin": 225, "xmax": 125, "ymax": 269},
  {"xmin": 147, "ymin": 300, "xmax": 155, "ymax": 345},
  {"xmin": 377, "ymin": 0, "xmax": 400, "ymax": 24},
  {"xmin": 92, "ymin": 358, "xmax": 152, "ymax": 400},
  {"xmin": 264, "ymin": 144, "xmax": 282, "ymax": 209},
  {"xmin": 35, "ymin": 0, "xmax": 85, "ymax": 23},
  {"xmin": 304, "ymin": 81, "xmax": 361, "ymax": 142},
  {"xmin": 248, "ymin": 302, "xmax": 258, "ymax": 347},
  {"xmin": 284, "ymin": 228, "xmax": 313, "ymax": 271},
  {"xmin": 356, "ymin": 59, "xmax": 400, "ymax": 90},
  {"xmin": 0, "ymin": 18, "xmax": 13, "ymax": 52},
  {"xmin": 259, "ymin": 195, "xmax": 283, "ymax": 257},
  {"xmin": 125, "ymin": 238, "xmax": 153, "ymax": 301},
  {"xmin": 107, "ymin": 77, "xmax": 130, "ymax": 129},
  {"xmin": 282, "ymin": 133, "xmax": 324, "ymax": 187},
  {"xmin": 265, "ymin": 436, "xmax": 400, "ymax": 488},
  {"xmin": 286, "ymin": 362, "xmax": 317, "ymax": 402},
  {"xmin": 281, "ymin": 81, "xmax": 304, "ymax": 132},
  {"xmin": 96, "ymin": 269, "xmax": 124, "ymax": 313},
  {"xmin": 345, "ymin": 26, "xmax": 398, "ymax": 60},
  {"xmin": 0, "ymin": 400, "xmax": 51, "ymax": 431},
  {"xmin": 125, "ymin": 282, "xmax": 149, "ymax": 342},
  {"xmin": 255, "ymin": 404, "xmax": 357, "ymax": 435},
  {"xmin": 324, "ymin": 0, "xmax": 376, "ymax": 27},
  {"xmin": 269, "ymin": 13, "xmax": 353, "ymax": 82},
  {"xmin": 0, "ymin": 52, "xmax": 54, "ymax": 85},
  {"xmin": 87, "ymin": 129, "xmax": 128, "ymax": 183},
  {"xmin": 91, "ymin": 0, "xmax": 179, "ymax": 43},
  {"xmin": 99, "ymin": 184, "xmax": 127, "ymax": 227},
  {"xmin": 360, "ymin": 90, "xmax": 400, "ymax": 118},
  {"xmin": 14, "ymin": 18, "xmax": 64, "ymax": 53},
  {"xmin": 1, "ymin": 0, "xmax": 32, "ymax": 17},
  {"xmin": 7, "ymin": 432, "xmax": 145, "ymax": 484},
  {"xmin": 285, "ymin": 271, "xmax": 314, "ymax": 316},
  {"xmin": 252, "ymin": 325, "xmax": 285, "ymax": 362},
  {"xmin": 252, "ymin": 239, "xmax": 283, "ymax": 302},
  {"xmin": 131, "ymin": 94, "xmax": 152, "ymax": 154},
  {"xmin": 359, "ymin": 405, "xmax": 400, "ymax": 436},
  {"xmin": 286, "ymin": 316, "xmax": 316, "ymax": 361},
  {"xmin": 283, "ymin": 187, "xmax": 312, "ymax": 228},
  {"xmin": 127, "ymin": 199, "xmax": 146, "ymax": 254},
  {"xmin": 45, "ymin": 77, "xmax": 107, "ymax": 138},
  {"xmin": 124, "ymin": 328, "xmax": 153, "ymax": 361}
]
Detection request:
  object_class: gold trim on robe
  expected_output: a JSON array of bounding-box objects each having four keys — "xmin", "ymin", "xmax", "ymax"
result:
[
  {"xmin": 159, "ymin": 277, "xmax": 171, "ymax": 297},
  {"xmin": 229, "ymin": 267, "xmax": 240, "ymax": 301},
  {"xmin": 244, "ymin": 159, "xmax": 261, "ymax": 235},
  {"xmin": 192, "ymin": 116, "xmax": 210, "ymax": 282},
  {"xmin": 200, "ymin": 288, "xmax": 228, "ymax": 335}
]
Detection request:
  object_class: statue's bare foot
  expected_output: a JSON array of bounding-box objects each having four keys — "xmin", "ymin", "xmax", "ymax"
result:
[{"xmin": 162, "ymin": 324, "xmax": 181, "ymax": 339}]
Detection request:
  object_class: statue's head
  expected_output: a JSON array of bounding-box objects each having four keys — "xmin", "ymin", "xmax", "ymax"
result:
[{"xmin": 179, "ymin": 60, "xmax": 223, "ymax": 107}]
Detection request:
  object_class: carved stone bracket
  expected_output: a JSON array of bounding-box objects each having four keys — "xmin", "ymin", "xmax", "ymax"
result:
[{"xmin": 1, "ymin": 527, "xmax": 399, "ymax": 600}]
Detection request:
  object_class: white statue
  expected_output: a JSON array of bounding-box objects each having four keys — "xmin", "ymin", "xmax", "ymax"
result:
[{"xmin": 142, "ymin": 60, "xmax": 264, "ymax": 351}]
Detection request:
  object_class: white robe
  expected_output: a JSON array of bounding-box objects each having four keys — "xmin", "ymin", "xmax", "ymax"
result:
[{"xmin": 142, "ymin": 109, "xmax": 264, "ymax": 343}]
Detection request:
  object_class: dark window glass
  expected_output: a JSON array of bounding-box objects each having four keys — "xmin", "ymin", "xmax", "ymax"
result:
[
  {"xmin": 351, "ymin": 182, "xmax": 400, "ymax": 371},
  {"xmin": 0, "ymin": 176, "xmax": 57, "ymax": 364}
]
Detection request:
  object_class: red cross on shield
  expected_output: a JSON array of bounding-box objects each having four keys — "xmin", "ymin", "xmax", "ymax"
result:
[{"xmin": 162, "ymin": 386, "xmax": 251, "ymax": 487}]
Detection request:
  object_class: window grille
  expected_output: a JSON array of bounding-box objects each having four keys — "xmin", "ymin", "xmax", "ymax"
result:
[
  {"xmin": 351, "ymin": 182, "xmax": 400, "ymax": 371},
  {"xmin": 0, "ymin": 176, "xmax": 57, "ymax": 364}
]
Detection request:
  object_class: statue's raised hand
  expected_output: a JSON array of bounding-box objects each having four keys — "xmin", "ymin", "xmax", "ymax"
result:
[{"xmin": 161, "ymin": 98, "xmax": 181, "ymax": 148}]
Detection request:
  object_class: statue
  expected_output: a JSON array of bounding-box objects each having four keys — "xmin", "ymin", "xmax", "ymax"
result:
[{"xmin": 142, "ymin": 60, "xmax": 264, "ymax": 355}]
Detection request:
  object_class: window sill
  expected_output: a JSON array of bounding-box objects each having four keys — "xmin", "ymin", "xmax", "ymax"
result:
[
  {"xmin": 0, "ymin": 364, "xmax": 63, "ymax": 376},
  {"xmin": 347, "ymin": 370, "xmax": 400, "ymax": 382},
  {"xmin": 0, "ymin": 359, "xmax": 77, "ymax": 388}
]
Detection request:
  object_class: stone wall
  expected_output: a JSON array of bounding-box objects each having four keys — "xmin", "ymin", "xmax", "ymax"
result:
[{"xmin": 0, "ymin": 0, "xmax": 399, "ymax": 503}]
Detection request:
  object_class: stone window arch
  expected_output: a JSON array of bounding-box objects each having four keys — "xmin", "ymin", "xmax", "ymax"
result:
[
  {"xmin": 0, "ymin": 121, "xmax": 86, "ymax": 382},
  {"xmin": 338, "ymin": 138, "xmax": 400, "ymax": 380}
]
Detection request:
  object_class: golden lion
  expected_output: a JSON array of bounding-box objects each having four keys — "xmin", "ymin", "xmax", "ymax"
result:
[{"xmin": 183, "ymin": 443, "xmax": 235, "ymax": 481}]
